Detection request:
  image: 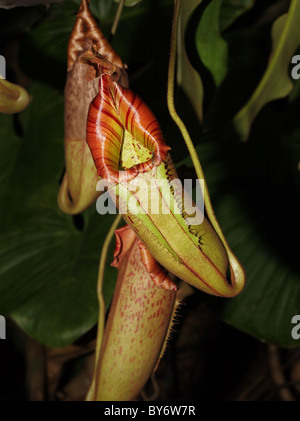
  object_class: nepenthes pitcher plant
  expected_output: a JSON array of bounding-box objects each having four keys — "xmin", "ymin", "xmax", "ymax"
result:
[{"xmin": 58, "ymin": 0, "xmax": 245, "ymax": 401}]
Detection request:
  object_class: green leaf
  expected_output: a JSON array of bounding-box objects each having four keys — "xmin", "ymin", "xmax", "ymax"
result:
[
  {"xmin": 220, "ymin": 0, "xmax": 255, "ymax": 32},
  {"xmin": 233, "ymin": 0, "xmax": 300, "ymax": 141},
  {"xmin": 177, "ymin": 0, "xmax": 204, "ymax": 124},
  {"xmin": 214, "ymin": 194, "xmax": 300, "ymax": 348},
  {"xmin": 89, "ymin": 0, "xmax": 173, "ymax": 26},
  {"xmin": 0, "ymin": 114, "xmax": 21, "ymax": 211},
  {"xmin": 0, "ymin": 82, "xmax": 117, "ymax": 348},
  {"xmin": 0, "ymin": 0, "xmax": 62, "ymax": 7},
  {"xmin": 114, "ymin": 0, "xmax": 143, "ymax": 6},
  {"xmin": 8, "ymin": 206, "xmax": 118, "ymax": 348},
  {"xmin": 19, "ymin": 2, "xmax": 76, "ymax": 88},
  {"xmin": 195, "ymin": 0, "xmax": 228, "ymax": 87}
]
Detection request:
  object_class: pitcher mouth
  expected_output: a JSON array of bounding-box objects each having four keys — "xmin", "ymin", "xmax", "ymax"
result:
[{"xmin": 84, "ymin": 49, "xmax": 171, "ymax": 184}]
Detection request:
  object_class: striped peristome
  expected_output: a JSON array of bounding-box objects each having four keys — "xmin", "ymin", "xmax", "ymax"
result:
[{"xmin": 87, "ymin": 73, "xmax": 170, "ymax": 183}]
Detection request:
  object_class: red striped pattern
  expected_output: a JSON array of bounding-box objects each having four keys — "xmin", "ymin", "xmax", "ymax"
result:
[{"xmin": 87, "ymin": 74, "xmax": 170, "ymax": 183}]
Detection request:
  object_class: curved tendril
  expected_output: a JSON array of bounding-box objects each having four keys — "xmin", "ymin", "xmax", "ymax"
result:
[
  {"xmin": 94, "ymin": 213, "xmax": 123, "ymax": 364},
  {"xmin": 167, "ymin": 0, "xmax": 245, "ymax": 295}
]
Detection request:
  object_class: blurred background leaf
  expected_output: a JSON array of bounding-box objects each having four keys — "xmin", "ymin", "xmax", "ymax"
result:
[
  {"xmin": 233, "ymin": 0, "xmax": 300, "ymax": 141},
  {"xmin": 176, "ymin": 0, "xmax": 203, "ymax": 125},
  {"xmin": 220, "ymin": 0, "xmax": 255, "ymax": 31},
  {"xmin": 0, "ymin": 0, "xmax": 63, "ymax": 8},
  {"xmin": 195, "ymin": 0, "xmax": 228, "ymax": 88},
  {"xmin": 113, "ymin": 0, "xmax": 143, "ymax": 6},
  {"xmin": 0, "ymin": 83, "xmax": 118, "ymax": 347}
]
